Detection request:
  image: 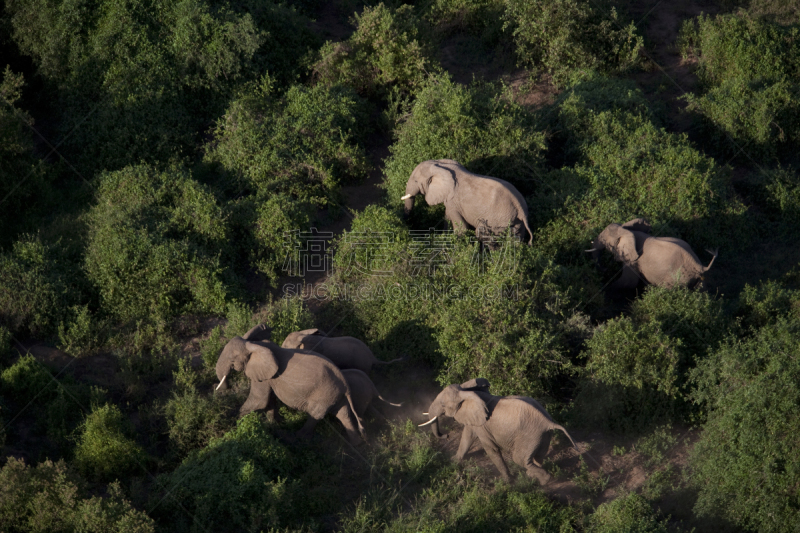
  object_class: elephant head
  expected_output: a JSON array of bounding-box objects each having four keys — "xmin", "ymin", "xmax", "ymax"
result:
[
  {"xmin": 586, "ymin": 223, "xmax": 640, "ymax": 265},
  {"xmin": 215, "ymin": 336, "xmax": 279, "ymax": 392},
  {"xmin": 419, "ymin": 378, "xmax": 491, "ymax": 438},
  {"xmin": 400, "ymin": 160, "xmax": 457, "ymax": 217}
]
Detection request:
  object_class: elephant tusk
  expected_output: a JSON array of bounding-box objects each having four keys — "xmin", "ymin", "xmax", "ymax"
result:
[
  {"xmin": 418, "ymin": 416, "xmax": 438, "ymax": 427},
  {"xmin": 422, "ymin": 412, "xmax": 428, "ymax": 415},
  {"xmin": 585, "ymin": 248, "xmax": 599, "ymax": 253},
  {"xmin": 400, "ymin": 194, "xmax": 412, "ymax": 200},
  {"xmin": 215, "ymin": 375, "xmax": 226, "ymax": 391}
]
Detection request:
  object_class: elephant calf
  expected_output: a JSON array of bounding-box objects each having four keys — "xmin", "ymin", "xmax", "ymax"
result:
[
  {"xmin": 587, "ymin": 218, "xmax": 718, "ymax": 290},
  {"xmin": 420, "ymin": 379, "xmax": 578, "ymax": 485},
  {"xmin": 281, "ymin": 329, "xmax": 405, "ymax": 374}
]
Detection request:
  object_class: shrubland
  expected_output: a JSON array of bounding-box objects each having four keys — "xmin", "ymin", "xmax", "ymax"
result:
[
  {"xmin": 679, "ymin": 12, "xmax": 800, "ymax": 162},
  {"xmin": 3, "ymin": 0, "xmax": 800, "ymax": 531}
]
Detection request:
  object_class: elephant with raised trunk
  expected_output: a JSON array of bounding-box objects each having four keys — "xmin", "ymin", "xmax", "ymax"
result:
[
  {"xmin": 401, "ymin": 159, "xmax": 533, "ymax": 244},
  {"xmin": 586, "ymin": 218, "xmax": 718, "ymax": 290},
  {"xmin": 420, "ymin": 379, "xmax": 578, "ymax": 484},
  {"xmin": 281, "ymin": 329, "xmax": 405, "ymax": 374},
  {"xmin": 215, "ymin": 324, "xmax": 366, "ymax": 445}
]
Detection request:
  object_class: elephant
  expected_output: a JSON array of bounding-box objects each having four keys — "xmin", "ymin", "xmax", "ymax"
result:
[
  {"xmin": 586, "ymin": 218, "xmax": 718, "ymax": 290},
  {"xmin": 400, "ymin": 159, "xmax": 533, "ymax": 245},
  {"xmin": 281, "ymin": 329, "xmax": 405, "ymax": 374},
  {"xmin": 419, "ymin": 378, "xmax": 578, "ymax": 485},
  {"xmin": 341, "ymin": 369, "xmax": 402, "ymax": 419},
  {"xmin": 215, "ymin": 324, "xmax": 366, "ymax": 445}
]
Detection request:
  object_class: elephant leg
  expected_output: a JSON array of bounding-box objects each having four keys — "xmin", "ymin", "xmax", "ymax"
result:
[
  {"xmin": 239, "ymin": 382, "xmax": 272, "ymax": 417},
  {"xmin": 476, "ymin": 433, "xmax": 512, "ymax": 482},
  {"xmin": 612, "ymin": 265, "xmax": 643, "ymax": 289},
  {"xmin": 334, "ymin": 404, "xmax": 364, "ymax": 446},
  {"xmin": 519, "ymin": 434, "xmax": 552, "ymax": 485},
  {"xmin": 524, "ymin": 463, "xmax": 552, "ymax": 486},
  {"xmin": 456, "ymin": 426, "xmax": 477, "ymax": 462},
  {"xmin": 445, "ymin": 207, "xmax": 469, "ymax": 236},
  {"xmin": 297, "ymin": 416, "xmax": 321, "ymax": 440}
]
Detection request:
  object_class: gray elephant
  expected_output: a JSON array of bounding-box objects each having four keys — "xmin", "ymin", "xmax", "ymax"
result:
[
  {"xmin": 281, "ymin": 329, "xmax": 405, "ymax": 374},
  {"xmin": 341, "ymin": 369, "xmax": 402, "ymax": 419},
  {"xmin": 215, "ymin": 324, "xmax": 366, "ymax": 445},
  {"xmin": 419, "ymin": 379, "xmax": 577, "ymax": 485},
  {"xmin": 401, "ymin": 159, "xmax": 533, "ymax": 244},
  {"xmin": 586, "ymin": 218, "xmax": 718, "ymax": 289}
]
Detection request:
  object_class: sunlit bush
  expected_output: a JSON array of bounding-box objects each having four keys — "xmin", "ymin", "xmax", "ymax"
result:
[
  {"xmin": 504, "ymin": 0, "xmax": 643, "ymax": 83},
  {"xmin": 588, "ymin": 493, "xmax": 668, "ymax": 532},
  {"xmin": 679, "ymin": 13, "xmax": 800, "ymax": 161},
  {"xmin": 313, "ymin": 3, "xmax": 437, "ymax": 99},
  {"xmin": 74, "ymin": 403, "xmax": 146, "ymax": 482},
  {"xmin": 85, "ymin": 164, "xmax": 231, "ymax": 322},
  {"xmin": 0, "ymin": 457, "xmax": 154, "ymax": 533},
  {"xmin": 690, "ymin": 317, "xmax": 800, "ymax": 531}
]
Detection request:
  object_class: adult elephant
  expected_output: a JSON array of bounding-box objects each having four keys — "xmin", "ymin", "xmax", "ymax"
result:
[
  {"xmin": 400, "ymin": 159, "xmax": 533, "ymax": 244},
  {"xmin": 281, "ymin": 329, "xmax": 405, "ymax": 374},
  {"xmin": 215, "ymin": 324, "xmax": 366, "ymax": 445},
  {"xmin": 586, "ymin": 218, "xmax": 718, "ymax": 289},
  {"xmin": 419, "ymin": 379, "xmax": 578, "ymax": 485},
  {"xmin": 341, "ymin": 369, "xmax": 402, "ymax": 419}
]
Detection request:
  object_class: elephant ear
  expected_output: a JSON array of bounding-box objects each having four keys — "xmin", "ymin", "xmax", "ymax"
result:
[
  {"xmin": 460, "ymin": 378, "xmax": 490, "ymax": 392},
  {"xmin": 609, "ymin": 225, "xmax": 639, "ymax": 263},
  {"xmin": 621, "ymin": 217, "xmax": 652, "ymax": 234},
  {"xmin": 454, "ymin": 390, "xmax": 490, "ymax": 427},
  {"xmin": 425, "ymin": 165, "xmax": 456, "ymax": 206},
  {"xmin": 244, "ymin": 341, "xmax": 279, "ymax": 381},
  {"xmin": 297, "ymin": 328, "xmax": 325, "ymax": 336},
  {"xmin": 243, "ymin": 324, "xmax": 272, "ymax": 343}
]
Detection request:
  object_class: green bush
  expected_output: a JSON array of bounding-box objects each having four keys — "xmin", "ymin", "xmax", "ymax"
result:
[
  {"xmin": 57, "ymin": 304, "xmax": 108, "ymax": 357},
  {"xmin": 74, "ymin": 403, "xmax": 146, "ymax": 482},
  {"xmin": 6, "ymin": 0, "xmax": 316, "ymax": 176},
  {"xmin": 588, "ymin": 493, "xmax": 668, "ymax": 533},
  {"xmin": 313, "ymin": 3, "xmax": 437, "ymax": 99},
  {"xmin": 743, "ymin": 167, "xmax": 800, "ymax": 235},
  {"xmin": 504, "ymin": 0, "xmax": 643, "ymax": 83},
  {"xmin": 690, "ymin": 317, "xmax": 800, "ymax": 531},
  {"xmin": 152, "ymin": 413, "xmax": 302, "ymax": 532},
  {"xmin": 206, "ymin": 79, "xmax": 369, "ymax": 197},
  {"xmin": 85, "ymin": 164, "xmax": 230, "ymax": 322},
  {"xmin": 423, "ymin": 0, "xmax": 506, "ymax": 43},
  {"xmin": 383, "ymin": 73, "xmax": 545, "ymax": 223},
  {"xmin": 679, "ymin": 13, "xmax": 800, "ymax": 161},
  {"xmin": 0, "ymin": 236, "xmax": 73, "ymax": 336},
  {"xmin": 735, "ymin": 277, "xmax": 800, "ymax": 331},
  {"xmin": 0, "ymin": 457, "xmax": 154, "ymax": 533}
]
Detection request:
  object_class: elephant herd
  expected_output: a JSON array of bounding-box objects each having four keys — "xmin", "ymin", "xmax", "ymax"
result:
[
  {"xmin": 404, "ymin": 159, "xmax": 718, "ymax": 290},
  {"xmin": 212, "ymin": 160, "xmax": 719, "ymax": 484},
  {"xmin": 214, "ymin": 324, "xmax": 577, "ymax": 484}
]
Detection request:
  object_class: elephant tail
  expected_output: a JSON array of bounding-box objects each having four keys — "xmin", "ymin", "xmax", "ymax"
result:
[
  {"xmin": 552, "ymin": 423, "xmax": 579, "ymax": 452},
  {"xmin": 523, "ymin": 216, "xmax": 533, "ymax": 246},
  {"xmin": 703, "ymin": 248, "xmax": 719, "ymax": 272}
]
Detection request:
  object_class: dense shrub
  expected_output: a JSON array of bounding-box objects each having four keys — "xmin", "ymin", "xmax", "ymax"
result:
[
  {"xmin": 679, "ymin": 13, "xmax": 800, "ymax": 161},
  {"xmin": 85, "ymin": 164, "xmax": 230, "ymax": 322},
  {"xmin": 383, "ymin": 73, "xmax": 545, "ymax": 224},
  {"xmin": 690, "ymin": 317, "xmax": 800, "ymax": 531},
  {"xmin": 504, "ymin": 0, "xmax": 643, "ymax": 83},
  {"xmin": 152, "ymin": 414, "xmax": 304, "ymax": 532},
  {"xmin": 0, "ymin": 457, "xmax": 154, "ymax": 533},
  {"xmin": 74, "ymin": 403, "xmax": 146, "ymax": 482},
  {"xmin": 5, "ymin": 0, "xmax": 316, "ymax": 176},
  {"xmin": 423, "ymin": 0, "xmax": 506, "ymax": 43},
  {"xmin": 735, "ymin": 277, "xmax": 800, "ymax": 331},
  {"xmin": 0, "ymin": 236, "xmax": 73, "ymax": 336},
  {"xmin": 588, "ymin": 493, "xmax": 668, "ymax": 532},
  {"xmin": 313, "ymin": 3, "xmax": 437, "ymax": 99},
  {"xmin": 743, "ymin": 166, "xmax": 800, "ymax": 235}
]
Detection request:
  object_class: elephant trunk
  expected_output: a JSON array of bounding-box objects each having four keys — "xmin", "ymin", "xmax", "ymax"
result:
[
  {"xmin": 429, "ymin": 418, "xmax": 446, "ymax": 438},
  {"xmin": 402, "ymin": 180, "xmax": 421, "ymax": 218},
  {"xmin": 422, "ymin": 400, "xmax": 447, "ymax": 438},
  {"xmin": 215, "ymin": 355, "xmax": 231, "ymax": 392}
]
